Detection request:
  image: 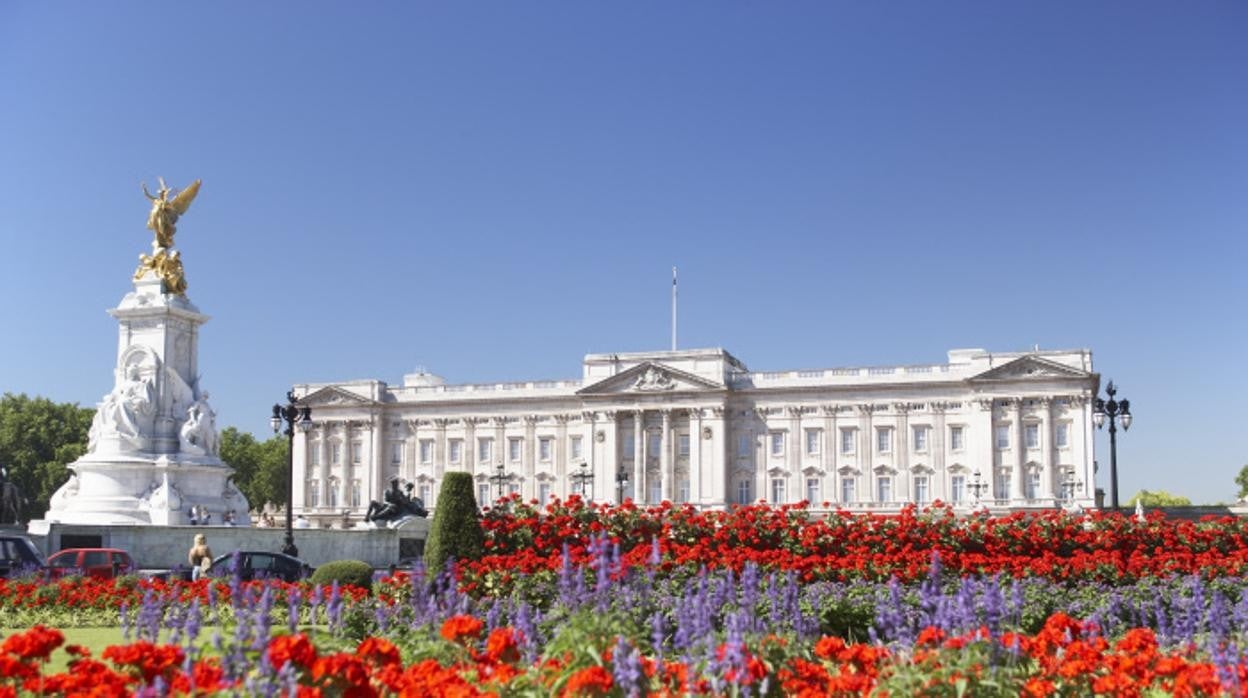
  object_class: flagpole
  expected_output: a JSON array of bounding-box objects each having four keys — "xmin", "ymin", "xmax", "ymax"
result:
[{"xmin": 671, "ymin": 266, "xmax": 677, "ymax": 351}]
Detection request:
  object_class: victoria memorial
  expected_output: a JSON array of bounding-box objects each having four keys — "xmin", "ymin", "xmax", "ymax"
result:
[{"xmin": 290, "ymin": 347, "xmax": 1099, "ymax": 526}]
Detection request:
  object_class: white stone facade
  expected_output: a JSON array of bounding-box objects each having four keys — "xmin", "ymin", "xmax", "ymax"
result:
[{"xmin": 291, "ymin": 347, "xmax": 1099, "ymax": 524}]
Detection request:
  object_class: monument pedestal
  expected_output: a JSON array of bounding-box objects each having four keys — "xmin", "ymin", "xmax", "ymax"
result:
[{"xmin": 41, "ymin": 266, "xmax": 250, "ymax": 527}]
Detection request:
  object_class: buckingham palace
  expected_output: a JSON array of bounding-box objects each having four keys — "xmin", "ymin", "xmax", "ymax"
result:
[{"xmin": 290, "ymin": 346, "xmax": 1099, "ymax": 525}]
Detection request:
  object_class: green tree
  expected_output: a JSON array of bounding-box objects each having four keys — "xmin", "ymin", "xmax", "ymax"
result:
[
  {"xmin": 424, "ymin": 472, "xmax": 484, "ymax": 576},
  {"xmin": 219, "ymin": 427, "xmax": 289, "ymax": 511},
  {"xmin": 1126, "ymin": 489, "xmax": 1192, "ymax": 507},
  {"xmin": 1237, "ymin": 465, "xmax": 1248, "ymax": 500},
  {"xmin": 0, "ymin": 393, "xmax": 94, "ymax": 520}
]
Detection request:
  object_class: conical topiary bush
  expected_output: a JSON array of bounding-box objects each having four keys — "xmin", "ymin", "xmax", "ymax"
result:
[{"xmin": 423, "ymin": 471, "xmax": 484, "ymax": 576}]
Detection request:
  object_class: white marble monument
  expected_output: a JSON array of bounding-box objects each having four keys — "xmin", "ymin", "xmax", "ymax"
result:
[{"xmin": 39, "ymin": 179, "xmax": 250, "ymax": 526}]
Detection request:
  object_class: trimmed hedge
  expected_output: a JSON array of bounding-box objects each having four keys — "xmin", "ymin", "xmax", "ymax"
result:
[
  {"xmin": 309, "ymin": 559, "xmax": 374, "ymax": 591},
  {"xmin": 424, "ymin": 472, "xmax": 484, "ymax": 576}
]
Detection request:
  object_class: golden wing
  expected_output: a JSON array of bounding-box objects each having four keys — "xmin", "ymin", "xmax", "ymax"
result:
[{"xmin": 169, "ymin": 179, "xmax": 202, "ymax": 216}]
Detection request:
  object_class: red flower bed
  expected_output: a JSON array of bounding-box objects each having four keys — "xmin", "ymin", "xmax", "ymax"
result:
[
  {"xmin": 463, "ymin": 497, "xmax": 1248, "ymax": 588},
  {"xmin": 3, "ymin": 614, "xmax": 1243, "ymax": 696}
]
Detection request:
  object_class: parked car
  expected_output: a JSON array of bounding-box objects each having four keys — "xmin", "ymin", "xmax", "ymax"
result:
[
  {"xmin": 0, "ymin": 535, "xmax": 46, "ymax": 578},
  {"xmin": 46, "ymin": 548, "xmax": 135, "ymax": 580},
  {"xmin": 206, "ymin": 551, "xmax": 314, "ymax": 583}
]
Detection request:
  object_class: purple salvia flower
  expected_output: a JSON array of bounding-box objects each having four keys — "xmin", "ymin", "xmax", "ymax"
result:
[
  {"xmin": 287, "ymin": 587, "xmax": 302, "ymax": 634},
  {"xmin": 612, "ymin": 635, "xmax": 645, "ymax": 698}
]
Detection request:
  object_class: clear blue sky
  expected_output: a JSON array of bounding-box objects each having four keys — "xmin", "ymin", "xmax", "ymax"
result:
[{"xmin": 1, "ymin": 2, "xmax": 1244, "ymax": 503}]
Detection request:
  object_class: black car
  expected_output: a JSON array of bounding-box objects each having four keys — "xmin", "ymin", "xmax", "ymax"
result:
[
  {"xmin": 206, "ymin": 551, "xmax": 314, "ymax": 583},
  {"xmin": 0, "ymin": 535, "xmax": 46, "ymax": 578}
]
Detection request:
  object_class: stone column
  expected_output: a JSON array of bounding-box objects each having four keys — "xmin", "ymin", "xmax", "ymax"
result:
[
  {"xmin": 583, "ymin": 411, "xmax": 597, "ymax": 501},
  {"xmin": 524, "ymin": 415, "xmax": 539, "ymax": 499},
  {"xmin": 931, "ymin": 405, "xmax": 947, "ymax": 502},
  {"xmin": 788, "ymin": 408, "xmax": 802, "ymax": 502},
  {"xmin": 660, "ymin": 409, "xmax": 672, "ymax": 501},
  {"xmin": 1040, "ymin": 397, "xmax": 1055, "ymax": 500},
  {"xmin": 434, "ymin": 419, "xmax": 448, "ymax": 479},
  {"xmin": 464, "ymin": 418, "xmax": 477, "ymax": 472},
  {"xmin": 370, "ymin": 416, "xmax": 384, "ymax": 505},
  {"xmin": 1012, "ymin": 399, "xmax": 1026, "ymax": 501},
  {"xmin": 555, "ymin": 414, "xmax": 570, "ymax": 498},
  {"xmin": 318, "ymin": 423, "xmax": 331, "ymax": 511},
  {"xmin": 633, "ymin": 411, "xmax": 644, "ymax": 503},
  {"xmin": 896, "ymin": 404, "xmax": 910, "ymax": 504},
  {"xmin": 689, "ymin": 408, "xmax": 703, "ymax": 505},
  {"xmin": 860, "ymin": 405, "xmax": 875, "ymax": 503}
]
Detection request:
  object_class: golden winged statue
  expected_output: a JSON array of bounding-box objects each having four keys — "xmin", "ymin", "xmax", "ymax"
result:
[{"xmin": 142, "ymin": 178, "xmax": 201, "ymax": 249}]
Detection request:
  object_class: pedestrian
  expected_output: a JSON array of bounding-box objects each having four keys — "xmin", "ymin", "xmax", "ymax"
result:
[
  {"xmin": 188, "ymin": 506, "xmax": 198, "ymax": 526},
  {"xmin": 188, "ymin": 533, "xmax": 212, "ymax": 581}
]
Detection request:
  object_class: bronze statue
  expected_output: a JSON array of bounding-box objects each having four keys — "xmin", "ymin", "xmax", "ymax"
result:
[
  {"xmin": 142, "ymin": 178, "xmax": 201, "ymax": 249},
  {"xmin": 365, "ymin": 479, "xmax": 427, "ymax": 523},
  {"xmin": 133, "ymin": 249, "xmax": 188, "ymax": 295}
]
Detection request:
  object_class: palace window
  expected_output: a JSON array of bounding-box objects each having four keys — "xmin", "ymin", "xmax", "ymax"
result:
[
  {"xmin": 419, "ymin": 440, "xmax": 434, "ymax": 464},
  {"xmin": 478, "ymin": 483, "xmax": 490, "ymax": 507},
  {"xmin": 351, "ymin": 441, "xmax": 362, "ymax": 465},
  {"xmin": 623, "ymin": 437, "xmax": 635, "ymax": 459},
  {"xmin": 1055, "ymin": 423, "xmax": 1070, "ymax": 449},
  {"xmin": 995, "ymin": 473, "xmax": 1011, "ymax": 500},
  {"xmin": 308, "ymin": 480, "xmax": 319, "ymax": 507},
  {"xmin": 770, "ymin": 478, "xmax": 786, "ymax": 503},
  {"xmin": 950, "ymin": 475, "xmax": 965, "ymax": 503},
  {"xmin": 677, "ymin": 434, "xmax": 690, "ymax": 457},
  {"xmin": 876, "ymin": 428, "xmax": 892, "ymax": 454},
  {"xmin": 949, "ymin": 426, "xmax": 964, "ymax": 452},
  {"xmin": 539, "ymin": 437, "xmax": 553, "ymax": 462},
  {"xmin": 570, "ymin": 435, "xmax": 583, "ymax": 460},
  {"xmin": 876, "ymin": 476, "xmax": 892, "ymax": 502},
  {"xmin": 677, "ymin": 479, "xmax": 690, "ymax": 503},
  {"xmin": 390, "ymin": 441, "xmax": 403, "ymax": 466},
  {"xmin": 331, "ymin": 443, "xmax": 342, "ymax": 465},
  {"xmin": 478, "ymin": 438, "xmax": 493, "ymax": 464},
  {"xmin": 770, "ymin": 432, "xmax": 785, "ymax": 457},
  {"xmin": 354, "ymin": 480, "xmax": 364, "ymax": 507},
  {"xmin": 419, "ymin": 483, "xmax": 431, "ymax": 505},
  {"xmin": 738, "ymin": 434, "xmax": 752, "ymax": 458},
  {"xmin": 806, "ymin": 477, "xmax": 820, "ymax": 504},
  {"xmin": 912, "ymin": 426, "xmax": 928, "ymax": 452},
  {"xmin": 648, "ymin": 481, "xmax": 662, "ymax": 505},
  {"xmin": 539, "ymin": 482, "xmax": 551, "ymax": 503},
  {"xmin": 736, "ymin": 479, "xmax": 752, "ymax": 505},
  {"xmin": 1025, "ymin": 424, "xmax": 1040, "ymax": 449},
  {"xmin": 448, "ymin": 439, "xmax": 462, "ymax": 464},
  {"xmin": 914, "ymin": 475, "xmax": 929, "ymax": 504},
  {"xmin": 841, "ymin": 477, "xmax": 855, "ymax": 504},
  {"xmin": 310, "ymin": 444, "xmax": 321, "ymax": 466},
  {"xmin": 840, "ymin": 428, "xmax": 856, "ymax": 455},
  {"xmin": 509, "ymin": 437, "xmax": 523, "ymax": 462},
  {"xmin": 648, "ymin": 433, "xmax": 661, "ymax": 459},
  {"xmin": 1026, "ymin": 471, "xmax": 1041, "ymax": 499},
  {"xmin": 806, "ymin": 429, "xmax": 821, "ymax": 456},
  {"xmin": 995, "ymin": 426, "xmax": 1010, "ymax": 450},
  {"xmin": 328, "ymin": 480, "xmax": 339, "ymax": 507}
]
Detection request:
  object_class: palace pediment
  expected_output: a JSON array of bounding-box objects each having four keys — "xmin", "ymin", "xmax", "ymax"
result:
[
  {"xmin": 967, "ymin": 356, "xmax": 1091, "ymax": 383},
  {"xmin": 576, "ymin": 361, "xmax": 725, "ymax": 396},
  {"xmin": 298, "ymin": 385, "xmax": 378, "ymax": 408}
]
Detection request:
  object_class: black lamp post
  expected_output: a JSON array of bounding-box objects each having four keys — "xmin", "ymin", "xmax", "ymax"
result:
[
  {"xmin": 271, "ymin": 390, "xmax": 312, "ymax": 557},
  {"xmin": 1092, "ymin": 380, "xmax": 1132, "ymax": 510},
  {"xmin": 489, "ymin": 462, "xmax": 509, "ymax": 503},
  {"xmin": 615, "ymin": 468, "xmax": 629, "ymax": 505},
  {"xmin": 570, "ymin": 462, "xmax": 594, "ymax": 500}
]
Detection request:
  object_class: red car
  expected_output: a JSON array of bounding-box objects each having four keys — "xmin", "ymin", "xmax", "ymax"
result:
[{"xmin": 46, "ymin": 548, "xmax": 134, "ymax": 579}]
